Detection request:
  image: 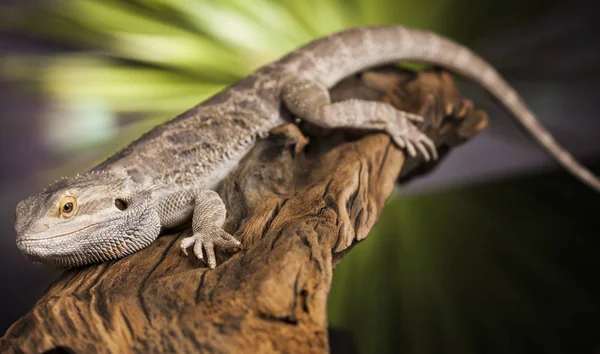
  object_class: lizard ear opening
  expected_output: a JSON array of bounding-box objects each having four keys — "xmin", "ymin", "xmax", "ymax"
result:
[{"xmin": 115, "ymin": 199, "xmax": 128, "ymax": 211}]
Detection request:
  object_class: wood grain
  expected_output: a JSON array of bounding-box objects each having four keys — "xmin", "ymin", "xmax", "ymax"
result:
[{"xmin": 1, "ymin": 68, "xmax": 487, "ymax": 354}]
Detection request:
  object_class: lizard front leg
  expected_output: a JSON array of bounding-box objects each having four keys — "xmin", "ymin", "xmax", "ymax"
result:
[
  {"xmin": 282, "ymin": 76, "xmax": 437, "ymax": 160},
  {"xmin": 157, "ymin": 189, "xmax": 241, "ymax": 268}
]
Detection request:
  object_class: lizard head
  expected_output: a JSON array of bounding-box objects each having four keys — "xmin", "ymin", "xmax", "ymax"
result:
[{"xmin": 14, "ymin": 170, "xmax": 161, "ymax": 268}]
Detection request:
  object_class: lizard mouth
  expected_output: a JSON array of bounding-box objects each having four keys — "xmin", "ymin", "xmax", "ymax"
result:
[{"xmin": 17, "ymin": 221, "xmax": 108, "ymax": 243}]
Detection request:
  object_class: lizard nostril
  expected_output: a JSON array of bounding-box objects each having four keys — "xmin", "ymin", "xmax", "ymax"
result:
[{"xmin": 115, "ymin": 199, "xmax": 128, "ymax": 211}]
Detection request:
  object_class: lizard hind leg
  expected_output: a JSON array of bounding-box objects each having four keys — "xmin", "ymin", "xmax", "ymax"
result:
[{"xmin": 282, "ymin": 76, "xmax": 437, "ymax": 160}]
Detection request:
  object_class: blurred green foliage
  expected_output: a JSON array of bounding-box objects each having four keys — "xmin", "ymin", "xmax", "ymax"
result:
[
  {"xmin": 0, "ymin": 0, "xmax": 456, "ymax": 123},
  {"xmin": 2, "ymin": 1, "xmax": 598, "ymax": 353},
  {"xmin": 0, "ymin": 0, "xmax": 556, "ymax": 161}
]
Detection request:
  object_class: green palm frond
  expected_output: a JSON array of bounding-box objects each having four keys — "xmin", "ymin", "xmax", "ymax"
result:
[
  {"xmin": 0, "ymin": 0, "xmax": 455, "ymax": 162},
  {"xmin": 0, "ymin": 0, "xmax": 456, "ymax": 122}
]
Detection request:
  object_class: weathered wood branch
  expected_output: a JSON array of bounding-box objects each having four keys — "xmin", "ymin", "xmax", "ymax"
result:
[{"xmin": 1, "ymin": 67, "xmax": 487, "ymax": 354}]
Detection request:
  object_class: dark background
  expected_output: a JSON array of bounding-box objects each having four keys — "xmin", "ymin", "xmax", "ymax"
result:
[{"xmin": 0, "ymin": 0, "xmax": 599, "ymax": 353}]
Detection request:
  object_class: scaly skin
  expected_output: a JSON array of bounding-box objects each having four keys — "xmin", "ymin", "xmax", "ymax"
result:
[{"xmin": 14, "ymin": 25, "xmax": 600, "ymax": 269}]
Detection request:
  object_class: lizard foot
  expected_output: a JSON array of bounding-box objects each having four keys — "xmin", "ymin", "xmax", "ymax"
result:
[
  {"xmin": 180, "ymin": 229, "xmax": 241, "ymax": 269},
  {"xmin": 389, "ymin": 111, "xmax": 438, "ymax": 161}
]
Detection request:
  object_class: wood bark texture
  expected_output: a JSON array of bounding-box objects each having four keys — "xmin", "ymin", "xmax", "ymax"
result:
[{"xmin": 1, "ymin": 67, "xmax": 488, "ymax": 354}]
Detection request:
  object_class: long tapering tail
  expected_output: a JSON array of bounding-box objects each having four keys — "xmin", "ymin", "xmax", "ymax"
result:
[{"xmin": 285, "ymin": 25, "xmax": 600, "ymax": 191}]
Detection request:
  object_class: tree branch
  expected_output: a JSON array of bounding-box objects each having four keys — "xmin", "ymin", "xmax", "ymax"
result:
[{"xmin": 0, "ymin": 67, "xmax": 488, "ymax": 354}]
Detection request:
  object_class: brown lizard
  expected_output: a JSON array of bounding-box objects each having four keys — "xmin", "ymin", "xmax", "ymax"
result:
[{"xmin": 13, "ymin": 25, "xmax": 600, "ymax": 269}]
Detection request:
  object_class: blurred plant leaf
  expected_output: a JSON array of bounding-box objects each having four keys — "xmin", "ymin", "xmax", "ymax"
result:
[{"xmin": 0, "ymin": 0, "xmax": 458, "ymax": 124}]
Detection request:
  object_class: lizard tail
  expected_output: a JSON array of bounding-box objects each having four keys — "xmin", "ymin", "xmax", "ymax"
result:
[{"xmin": 292, "ymin": 25, "xmax": 600, "ymax": 191}]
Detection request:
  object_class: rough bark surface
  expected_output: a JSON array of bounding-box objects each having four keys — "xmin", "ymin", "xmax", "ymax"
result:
[{"xmin": 1, "ymin": 67, "xmax": 488, "ymax": 354}]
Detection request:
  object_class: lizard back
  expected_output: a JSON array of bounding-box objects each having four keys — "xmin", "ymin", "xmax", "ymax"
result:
[
  {"xmin": 94, "ymin": 66, "xmax": 287, "ymax": 190},
  {"xmin": 96, "ymin": 25, "xmax": 600, "ymax": 191}
]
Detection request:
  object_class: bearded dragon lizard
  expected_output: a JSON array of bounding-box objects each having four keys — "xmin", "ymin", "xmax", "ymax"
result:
[{"xmin": 14, "ymin": 25, "xmax": 600, "ymax": 269}]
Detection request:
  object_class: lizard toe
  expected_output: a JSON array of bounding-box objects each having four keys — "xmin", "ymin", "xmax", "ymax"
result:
[
  {"xmin": 405, "ymin": 139, "xmax": 417, "ymax": 157},
  {"xmin": 181, "ymin": 230, "xmax": 240, "ymax": 268},
  {"xmin": 180, "ymin": 236, "xmax": 197, "ymax": 257},
  {"xmin": 393, "ymin": 135, "xmax": 406, "ymax": 148},
  {"xmin": 405, "ymin": 112, "xmax": 424, "ymax": 123},
  {"xmin": 415, "ymin": 140, "xmax": 431, "ymax": 161},
  {"xmin": 214, "ymin": 229, "xmax": 242, "ymax": 249},
  {"xmin": 193, "ymin": 236, "xmax": 216, "ymax": 269},
  {"xmin": 422, "ymin": 136, "xmax": 438, "ymax": 160},
  {"xmin": 192, "ymin": 236, "xmax": 206, "ymax": 261}
]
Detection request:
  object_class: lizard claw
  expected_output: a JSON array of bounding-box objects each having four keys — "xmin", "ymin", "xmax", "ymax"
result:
[
  {"xmin": 180, "ymin": 229, "xmax": 241, "ymax": 269},
  {"xmin": 405, "ymin": 139, "xmax": 417, "ymax": 157},
  {"xmin": 389, "ymin": 111, "xmax": 438, "ymax": 161},
  {"xmin": 404, "ymin": 112, "xmax": 424, "ymax": 123},
  {"xmin": 180, "ymin": 236, "xmax": 195, "ymax": 257}
]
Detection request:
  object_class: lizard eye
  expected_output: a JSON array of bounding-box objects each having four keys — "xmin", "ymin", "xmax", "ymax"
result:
[{"xmin": 59, "ymin": 196, "xmax": 78, "ymax": 218}]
